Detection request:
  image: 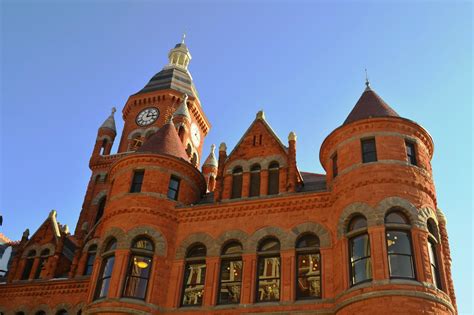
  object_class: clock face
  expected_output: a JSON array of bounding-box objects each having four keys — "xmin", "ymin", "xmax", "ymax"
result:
[
  {"xmin": 191, "ymin": 123, "xmax": 201, "ymax": 147},
  {"xmin": 136, "ymin": 107, "xmax": 159, "ymax": 126}
]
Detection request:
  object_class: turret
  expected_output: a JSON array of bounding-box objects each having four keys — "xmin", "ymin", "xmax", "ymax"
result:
[
  {"xmin": 215, "ymin": 142, "xmax": 227, "ymax": 201},
  {"xmin": 91, "ymin": 107, "xmax": 117, "ymax": 158},
  {"xmin": 173, "ymin": 94, "xmax": 192, "ymax": 148},
  {"xmin": 202, "ymin": 144, "xmax": 218, "ymax": 192}
]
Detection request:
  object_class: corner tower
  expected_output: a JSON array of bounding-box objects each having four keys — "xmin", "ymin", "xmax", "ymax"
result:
[
  {"xmin": 320, "ymin": 81, "xmax": 456, "ymax": 314},
  {"xmin": 116, "ymin": 38, "xmax": 211, "ymax": 167}
]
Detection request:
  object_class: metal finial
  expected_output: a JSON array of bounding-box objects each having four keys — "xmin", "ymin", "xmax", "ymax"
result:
[
  {"xmin": 365, "ymin": 68, "xmax": 370, "ymax": 88},
  {"xmin": 182, "ymin": 33, "xmax": 186, "ymax": 44},
  {"xmin": 111, "ymin": 107, "xmax": 117, "ymax": 115}
]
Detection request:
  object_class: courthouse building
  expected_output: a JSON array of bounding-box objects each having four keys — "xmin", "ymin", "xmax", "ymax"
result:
[{"xmin": 0, "ymin": 40, "xmax": 457, "ymax": 314}]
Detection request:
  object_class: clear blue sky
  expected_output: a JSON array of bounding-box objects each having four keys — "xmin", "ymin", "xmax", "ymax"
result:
[{"xmin": 1, "ymin": 1, "xmax": 472, "ymax": 313}]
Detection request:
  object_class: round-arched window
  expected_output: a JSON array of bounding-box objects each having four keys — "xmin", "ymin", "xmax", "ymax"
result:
[{"xmin": 296, "ymin": 234, "xmax": 321, "ymax": 299}]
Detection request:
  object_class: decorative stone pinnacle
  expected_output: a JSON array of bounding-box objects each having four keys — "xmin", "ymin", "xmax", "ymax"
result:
[
  {"xmin": 49, "ymin": 209, "xmax": 57, "ymax": 218},
  {"xmin": 256, "ymin": 110, "xmax": 265, "ymax": 120},
  {"xmin": 182, "ymin": 32, "xmax": 186, "ymax": 44},
  {"xmin": 288, "ymin": 131, "xmax": 297, "ymax": 141},
  {"xmin": 211, "ymin": 144, "xmax": 216, "ymax": 152},
  {"xmin": 111, "ymin": 107, "xmax": 117, "ymax": 115},
  {"xmin": 219, "ymin": 142, "xmax": 227, "ymax": 152}
]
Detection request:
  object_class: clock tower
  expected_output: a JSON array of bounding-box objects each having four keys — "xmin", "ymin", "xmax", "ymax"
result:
[{"xmin": 116, "ymin": 38, "xmax": 210, "ymax": 166}]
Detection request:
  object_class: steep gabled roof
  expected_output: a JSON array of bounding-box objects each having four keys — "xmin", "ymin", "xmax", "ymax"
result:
[
  {"xmin": 344, "ymin": 85, "xmax": 399, "ymax": 125},
  {"xmin": 137, "ymin": 121, "xmax": 189, "ymax": 160},
  {"xmin": 226, "ymin": 111, "xmax": 288, "ymax": 159}
]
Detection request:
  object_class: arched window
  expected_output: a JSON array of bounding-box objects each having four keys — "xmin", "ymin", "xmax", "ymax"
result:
[
  {"xmin": 347, "ymin": 215, "xmax": 372, "ymax": 286},
  {"xmin": 34, "ymin": 248, "xmax": 50, "ymax": 279},
  {"xmin": 56, "ymin": 310, "xmax": 68, "ymax": 315},
  {"xmin": 100, "ymin": 139, "xmax": 107, "ymax": 155},
  {"xmin": 122, "ymin": 237, "xmax": 154, "ymax": 300},
  {"xmin": 256, "ymin": 237, "xmax": 280, "ymax": 302},
  {"xmin": 208, "ymin": 175, "xmax": 216, "ymax": 192},
  {"xmin": 427, "ymin": 219, "xmax": 442, "ymax": 289},
  {"xmin": 178, "ymin": 126, "xmax": 185, "ymax": 142},
  {"xmin": 296, "ymin": 234, "xmax": 321, "ymax": 299},
  {"xmin": 84, "ymin": 244, "xmax": 98, "ymax": 276},
  {"xmin": 130, "ymin": 134, "xmax": 143, "ymax": 151},
  {"xmin": 192, "ymin": 153, "xmax": 198, "ymax": 167},
  {"xmin": 267, "ymin": 162, "xmax": 280, "ymax": 195},
  {"xmin": 181, "ymin": 244, "xmax": 207, "ymax": 306},
  {"xmin": 94, "ymin": 238, "xmax": 117, "ymax": 300},
  {"xmin": 95, "ymin": 197, "xmax": 106, "ymax": 224},
  {"xmin": 186, "ymin": 143, "xmax": 192, "ymax": 157},
  {"xmin": 21, "ymin": 250, "xmax": 36, "ymax": 280},
  {"xmin": 249, "ymin": 164, "xmax": 261, "ymax": 197},
  {"xmin": 385, "ymin": 210, "xmax": 415, "ymax": 279},
  {"xmin": 231, "ymin": 166, "xmax": 243, "ymax": 199},
  {"xmin": 218, "ymin": 241, "xmax": 243, "ymax": 304}
]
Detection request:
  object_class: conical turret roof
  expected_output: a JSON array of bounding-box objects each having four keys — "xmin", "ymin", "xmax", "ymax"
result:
[
  {"xmin": 137, "ymin": 120, "xmax": 189, "ymax": 160},
  {"xmin": 203, "ymin": 144, "xmax": 218, "ymax": 167},
  {"xmin": 174, "ymin": 94, "xmax": 191, "ymax": 120},
  {"xmin": 100, "ymin": 107, "xmax": 117, "ymax": 132},
  {"xmin": 344, "ymin": 85, "xmax": 399, "ymax": 125}
]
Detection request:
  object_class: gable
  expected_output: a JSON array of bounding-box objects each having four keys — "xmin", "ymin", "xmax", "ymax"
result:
[
  {"xmin": 225, "ymin": 114, "xmax": 289, "ymax": 172},
  {"xmin": 25, "ymin": 211, "xmax": 61, "ymax": 249}
]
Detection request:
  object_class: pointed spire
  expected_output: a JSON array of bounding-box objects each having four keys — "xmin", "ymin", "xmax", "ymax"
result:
[
  {"xmin": 173, "ymin": 94, "xmax": 191, "ymax": 121},
  {"xmin": 182, "ymin": 32, "xmax": 186, "ymax": 44},
  {"xmin": 100, "ymin": 107, "xmax": 117, "ymax": 133},
  {"xmin": 203, "ymin": 144, "xmax": 218, "ymax": 167},
  {"xmin": 344, "ymin": 82, "xmax": 399, "ymax": 125}
]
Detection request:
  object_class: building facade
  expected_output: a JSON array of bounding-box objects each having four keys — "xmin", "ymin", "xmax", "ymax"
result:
[{"xmin": 0, "ymin": 41, "xmax": 457, "ymax": 315}]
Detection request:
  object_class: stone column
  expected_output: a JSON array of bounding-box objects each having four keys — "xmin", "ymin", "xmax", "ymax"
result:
[
  {"xmin": 280, "ymin": 249, "xmax": 295, "ymax": 302},
  {"xmin": 260, "ymin": 169, "xmax": 269, "ymax": 196},
  {"xmin": 204, "ymin": 256, "xmax": 219, "ymax": 306},
  {"xmin": 241, "ymin": 253, "xmax": 256, "ymax": 305}
]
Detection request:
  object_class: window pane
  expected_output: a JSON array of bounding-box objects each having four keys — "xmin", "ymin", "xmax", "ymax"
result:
[
  {"xmin": 257, "ymin": 256, "xmax": 280, "ymax": 302},
  {"xmin": 130, "ymin": 171, "xmax": 144, "ymax": 193},
  {"xmin": 231, "ymin": 174, "xmax": 243, "ymax": 199},
  {"xmin": 350, "ymin": 235, "xmax": 371, "ymax": 260},
  {"xmin": 182, "ymin": 262, "xmax": 206, "ymax": 306},
  {"xmin": 123, "ymin": 276, "xmax": 149, "ymax": 299},
  {"xmin": 133, "ymin": 238, "xmax": 154, "ymax": 251},
  {"xmin": 222, "ymin": 242, "xmax": 243, "ymax": 255},
  {"xmin": 259, "ymin": 239, "xmax": 280, "ymax": 252},
  {"xmin": 95, "ymin": 256, "xmax": 115, "ymax": 299},
  {"xmin": 130, "ymin": 256, "xmax": 152, "ymax": 278},
  {"xmin": 219, "ymin": 260, "xmax": 242, "ymax": 304},
  {"xmin": 296, "ymin": 253, "xmax": 321, "ymax": 299},
  {"xmin": 352, "ymin": 257, "xmax": 372, "ymax": 284},
  {"xmin": 249, "ymin": 172, "xmax": 260, "ymax": 197},
  {"xmin": 388, "ymin": 254, "xmax": 414, "ymax": 278},
  {"xmin": 348, "ymin": 216, "xmax": 367, "ymax": 231},
  {"xmin": 296, "ymin": 234, "xmax": 320, "ymax": 248},
  {"xmin": 385, "ymin": 211, "xmax": 408, "ymax": 224},
  {"xmin": 361, "ymin": 139, "xmax": 377, "ymax": 163},
  {"xmin": 169, "ymin": 178, "xmax": 179, "ymax": 190},
  {"xmin": 267, "ymin": 169, "xmax": 279, "ymax": 195},
  {"xmin": 84, "ymin": 253, "xmax": 96, "ymax": 276},
  {"xmin": 187, "ymin": 244, "xmax": 206, "ymax": 258},
  {"xmin": 386, "ymin": 231, "xmax": 411, "ymax": 255},
  {"xmin": 21, "ymin": 259, "xmax": 34, "ymax": 280}
]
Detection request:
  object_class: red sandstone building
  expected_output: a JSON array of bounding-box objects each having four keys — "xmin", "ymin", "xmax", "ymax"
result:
[{"xmin": 0, "ymin": 40, "xmax": 457, "ymax": 315}]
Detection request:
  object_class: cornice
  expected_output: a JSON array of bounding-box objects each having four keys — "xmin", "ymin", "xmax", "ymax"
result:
[{"xmin": 177, "ymin": 192, "xmax": 332, "ymax": 223}]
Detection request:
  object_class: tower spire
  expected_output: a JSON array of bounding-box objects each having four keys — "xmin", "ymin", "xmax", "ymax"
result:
[
  {"xmin": 181, "ymin": 32, "xmax": 186, "ymax": 44},
  {"xmin": 365, "ymin": 68, "xmax": 371, "ymax": 90}
]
